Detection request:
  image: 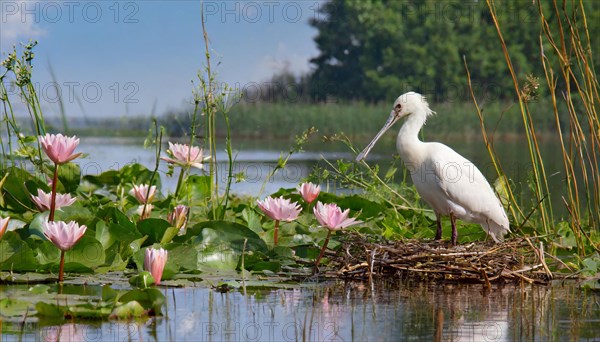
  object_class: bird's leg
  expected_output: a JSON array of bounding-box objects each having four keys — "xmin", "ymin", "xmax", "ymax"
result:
[
  {"xmin": 434, "ymin": 213, "xmax": 443, "ymax": 240},
  {"xmin": 450, "ymin": 213, "xmax": 458, "ymax": 246}
]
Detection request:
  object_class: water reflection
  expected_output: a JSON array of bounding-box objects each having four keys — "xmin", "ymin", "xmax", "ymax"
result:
[
  {"xmin": 42, "ymin": 323, "xmax": 89, "ymax": 341},
  {"xmin": 3, "ymin": 281, "xmax": 598, "ymax": 341},
  {"xmin": 161, "ymin": 282, "xmax": 597, "ymax": 341},
  {"xmin": 166, "ymin": 283, "xmax": 598, "ymax": 341}
]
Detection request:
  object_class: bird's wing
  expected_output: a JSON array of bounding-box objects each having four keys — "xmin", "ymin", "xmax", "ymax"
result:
[{"xmin": 427, "ymin": 143, "xmax": 509, "ymax": 228}]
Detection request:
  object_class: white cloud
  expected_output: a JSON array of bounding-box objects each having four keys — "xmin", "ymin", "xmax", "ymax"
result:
[{"xmin": 1, "ymin": 1, "xmax": 47, "ymax": 51}]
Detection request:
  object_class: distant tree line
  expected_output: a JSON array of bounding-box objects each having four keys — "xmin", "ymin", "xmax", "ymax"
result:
[{"xmin": 245, "ymin": 0, "xmax": 600, "ymax": 103}]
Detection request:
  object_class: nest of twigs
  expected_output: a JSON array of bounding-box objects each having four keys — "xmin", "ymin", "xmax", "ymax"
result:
[{"xmin": 331, "ymin": 234, "xmax": 554, "ymax": 286}]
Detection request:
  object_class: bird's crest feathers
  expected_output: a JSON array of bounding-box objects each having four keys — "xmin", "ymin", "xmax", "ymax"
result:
[{"xmin": 398, "ymin": 92, "xmax": 436, "ymax": 122}]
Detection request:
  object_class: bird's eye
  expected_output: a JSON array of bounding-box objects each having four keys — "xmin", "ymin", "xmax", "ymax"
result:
[{"xmin": 394, "ymin": 103, "xmax": 402, "ymax": 112}]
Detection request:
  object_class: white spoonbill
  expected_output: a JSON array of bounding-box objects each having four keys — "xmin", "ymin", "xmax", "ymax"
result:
[{"xmin": 356, "ymin": 92, "xmax": 510, "ymax": 245}]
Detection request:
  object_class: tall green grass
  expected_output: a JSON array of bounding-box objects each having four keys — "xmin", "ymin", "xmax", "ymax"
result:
[
  {"xmin": 162, "ymin": 98, "xmax": 564, "ymax": 141},
  {"xmin": 480, "ymin": 0, "xmax": 599, "ymax": 256}
]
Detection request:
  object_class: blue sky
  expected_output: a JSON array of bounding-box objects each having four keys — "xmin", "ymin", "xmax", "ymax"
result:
[{"xmin": 1, "ymin": 1, "xmax": 322, "ymax": 118}]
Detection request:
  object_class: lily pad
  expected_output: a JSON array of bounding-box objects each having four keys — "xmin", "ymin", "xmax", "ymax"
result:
[
  {"xmin": 0, "ymin": 298, "xmax": 32, "ymax": 317},
  {"xmin": 111, "ymin": 300, "xmax": 146, "ymax": 319}
]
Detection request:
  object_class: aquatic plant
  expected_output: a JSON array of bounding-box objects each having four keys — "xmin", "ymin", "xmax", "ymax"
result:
[
  {"xmin": 471, "ymin": 0, "xmax": 600, "ymax": 257},
  {"xmin": 162, "ymin": 142, "xmax": 209, "ymax": 198},
  {"xmin": 168, "ymin": 204, "xmax": 189, "ymax": 233},
  {"xmin": 38, "ymin": 133, "xmax": 81, "ymax": 222},
  {"xmin": 144, "ymin": 247, "xmax": 168, "ymax": 285},
  {"xmin": 129, "ymin": 184, "xmax": 156, "ymax": 204},
  {"xmin": 313, "ymin": 201, "xmax": 362, "ymax": 272},
  {"xmin": 129, "ymin": 184, "xmax": 156, "ymax": 219},
  {"xmin": 257, "ymin": 196, "xmax": 302, "ymax": 245},
  {"xmin": 298, "ymin": 182, "xmax": 321, "ymax": 204},
  {"xmin": 31, "ymin": 189, "xmax": 76, "ymax": 212},
  {"xmin": 0, "ymin": 216, "xmax": 9, "ymax": 239},
  {"xmin": 161, "ymin": 142, "xmax": 208, "ymax": 170},
  {"xmin": 43, "ymin": 220, "xmax": 87, "ymax": 282},
  {"xmin": 39, "ymin": 133, "xmax": 82, "ymax": 165},
  {"xmin": 0, "ymin": 4, "xmax": 597, "ymax": 327}
]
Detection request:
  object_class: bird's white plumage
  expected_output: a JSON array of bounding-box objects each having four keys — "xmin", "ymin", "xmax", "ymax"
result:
[
  {"xmin": 357, "ymin": 92, "xmax": 510, "ymax": 243},
  {"xmin": 410, "ymin": 143, "xmax": 509, "ymax": 241}
]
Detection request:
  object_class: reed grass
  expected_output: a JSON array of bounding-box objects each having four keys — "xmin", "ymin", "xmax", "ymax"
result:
[
  {"xmin": 481, "ymin": 0, "xmax": 599, "ymax": 255},
  {"xmin": 1, "ymin": 42, "xmax": 46, "ymax": 172},
  {"xmin": 162, "ymin": 98, "xmax": 562, "ymax": 141}
]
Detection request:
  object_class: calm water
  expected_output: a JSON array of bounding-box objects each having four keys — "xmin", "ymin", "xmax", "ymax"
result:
[
  {"xmin": 2, "ymin": 281, "xmax": 599, "ymax": 341},
  {"xmin": 73, "ymin": 136, "xmax": 568, "ymax": 214},
  {"xmin": 74, "ymin": 137, "xmax": 353, "ymax": 197}
]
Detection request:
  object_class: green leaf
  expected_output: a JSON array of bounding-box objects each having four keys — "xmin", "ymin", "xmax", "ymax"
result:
[
  {"xmin": 129, "ymin": 236, "xmax": 148, "ymax": 257},
  {"xmin": 83, "ymin": 170, "xmax": 120, "ymax": 187},
  {"xmin": 189, "ymin": 221, "xmax": 268, "ymax": 271},
  {"xmin": 160, "ymin": 227, "xmax": 180, "ymax": 245},
  {"xmin": 384, "ymin": 166, "xmax": 397, "ymax": 180},
  {"xmin": 96, "ymin": 207, "xmax": 142, "ymax": 256},
  {"xmin": 0, "ymin": 298, "xmax": 32, "ymax": 317},
  {"xmin": 99, "ymin": 207, "xmax": 137, "ymax": 231},
  {"xmin": 180, "ymin": 175, "xmax": 211, "ymax": 203},
  {"xmin": 0, "ymin": 232, "xmax": 39, "ymax": 271},
  {"xmin": 242, "ymin": 207, "xmax": 263, "ymax": 234},
  {"xmin": 137, "ymin": 218, "xmax": 173, "ymax": 245},
  {"xmin": 165, "ymin": 243, "xmax": 199, "ymax": 271},
  {"xmin": 31, "ymin": 238, "xmax": 60, "ymax": 268},
  {"xmin": 302, "ymin": 192, "xmax": 384, "ymax": 221},
  {"xmin": 129, "ymin": 271, "xmax": 155, "ymax": 289},
  {"xmin": 28, "ymin": 211, "xmax": 51, "ymax": 240},
  {"xmin": 29, "ymin": 284, "xmax": 51, "ymax": 294},
  {"xmin": 581, "ymin": 256, "xmax": 600, "ymax": 277},
  {"xmin": 118, "ymin": 288, "xmax": 165, "ymax": 315},
  {"xmin": 193, "ymin": 220, "xmax": 268, "ymax": 251},
  {"xmin": 54, "ymin": 202, "xmax": 94, "ymax": 225},
  {"xmin": 98, "ymin": 243, "xmax": 128, "ymax": 272},
  {"xmin": 95, "ymin": 220, "xmax": 111, "ymax": 248},
  {"xmin": 35, "ymin": 301, "xmax": 66, "ymax": 318},
  {"xmin": 64, "ymin": 236, "xmax": 105, "ymax": 269},
  {"xmin": 272, "ymin": 246, "xmax": 296, "ymax": 258},
  {"xmin": 69, "ymin": 303, "xmax": 112, "ymax": 319},
  {"xmin": 120, "ymin": 164, "xmax": 161, "ymax": 189},
  {"xmin": 57, "ymin": 162, "xmax": 81, "ymax": 193},
  {"xmin": 102, "ymin": 285, "xmax": 119, "ymax": 302},
  {"xmin": 111, "ymin": 301, "xmax": 146, "ymax": 319},
  {"xmin": 292, "ymin": 245, "xmax": 320, "ymax": 259},
  {"xmin": 0, "ymin": 271, "xmax": 56, "ymax": 283},
  {"xmin": 0, "ymin": 167, "xmax": 37, "ymax": 212}
]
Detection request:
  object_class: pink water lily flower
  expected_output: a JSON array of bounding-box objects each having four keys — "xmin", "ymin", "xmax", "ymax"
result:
[
  {"xmin": 168, "ymin": 204, "xmax": 189, "ymax": 230},
  {"xmin": 298, "ymin": 182, "xmax": 321, "ymax": 204},
  {"xmin": 257, "ymin": 196, "xmax": 302, "ymax": 246},
  {"xmin": 312, "ymin": 202, "xmax": 362, "ymax": 274},
  {"xmin": 0, "ymin": 216, "xmax": 9, "ymax": 239},
  {"xmin": 161, "ymin": 142, "xmax": 210, "ymax": 169},
  {"xmin": 31, "ymin": 189, "xmax": 76, "ymax": 212},
  {"xmin": 44, "ymin": 323, "xmax": 87, "ymax": 342},
  {"xmin": 39, "ymin": 133, "xmax": 82, "ymax": 164},
  {"xmin": 136, "ymin": 204, "xmax": 154, "ymax": 220},
  {"xmin": 144, "ymin": 247, "xmax": 168, "ymax": 285},
  {"xmin": 257, "ymin": 196, "xmax": 302, "ymax": 222},
  {"xmin": 43, "ymin": 220, "xmax": 87, "ymax": 251},
  {"xmin": 313, "ymin": 202, "xmax": 362, "ymax": 231},
  {"xmin": 129, "ymin": 184, "xmax": 156, "ymax": 204}
]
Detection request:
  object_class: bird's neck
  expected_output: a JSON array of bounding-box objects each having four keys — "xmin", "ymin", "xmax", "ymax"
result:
[{"xmin": 396, "ymin": 110, "xmax": 427, "ymax": 164}]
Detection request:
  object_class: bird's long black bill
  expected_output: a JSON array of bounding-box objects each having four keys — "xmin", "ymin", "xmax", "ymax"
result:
[{"xmin": 355, "ymin": 111, "xmax": 399, "ymax": 162}]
